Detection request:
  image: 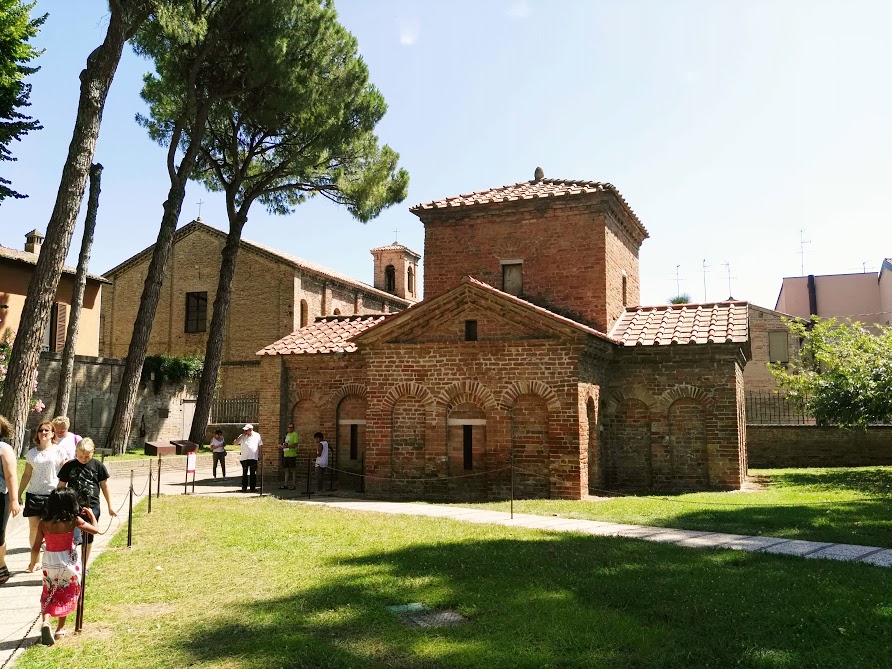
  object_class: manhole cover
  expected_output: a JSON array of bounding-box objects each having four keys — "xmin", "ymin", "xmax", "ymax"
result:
[
  {"xmin": 403, "ymin": 609, "xmax": 466, "ymax": 628},
  {"xmin": 386, "ymin": 603, "xmax": 466, "ymax": 628}
]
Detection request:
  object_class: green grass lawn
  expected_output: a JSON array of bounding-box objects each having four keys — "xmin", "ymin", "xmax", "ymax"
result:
[
  {"xmin": 14, "ymin": 495, "xmax": 892, "ymax": 669},
  {"xmin": 453, "ymin": 466, "xmax": 892, "ymax": 548}
]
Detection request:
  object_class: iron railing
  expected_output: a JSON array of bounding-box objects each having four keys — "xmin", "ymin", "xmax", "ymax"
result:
[
  {"xmin": 211, "ymin": 395, "xmax": 259, "ymax": 424},
  {"xmin": 745, "ymin": 391, "xmax": 815, "ymax": 425}
]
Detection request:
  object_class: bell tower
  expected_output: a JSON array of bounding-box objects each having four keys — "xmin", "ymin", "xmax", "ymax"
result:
[{"xmin": 371, "ymin": 241, "xmax": 421, "ymax": 303}]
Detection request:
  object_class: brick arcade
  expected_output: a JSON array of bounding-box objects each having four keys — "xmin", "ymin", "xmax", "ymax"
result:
[{"xmin": 257, "ymin": 173, "xmax": 751, "ymax": 499}]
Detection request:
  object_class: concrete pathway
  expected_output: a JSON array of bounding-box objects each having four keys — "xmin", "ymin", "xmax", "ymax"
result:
[
  {"xmin": 293, "ymin": 498, "xmax": 892, "ymax": 568},
  {"xmin": 2, "ymin": 459, "xmax": 890, "ymax": 667}
]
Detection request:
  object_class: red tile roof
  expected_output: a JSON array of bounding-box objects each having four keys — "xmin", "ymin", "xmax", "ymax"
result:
[
  {"xmin": 410, "ymin": 177, "xmax": 645, "ymax": 233},
  {"xmin": 257, "ymin": 315, "xmax": 390, "ymax": 355},
  {"xmin": 610, "ymin": 302, "xmax": 749, "ymax": 346}
]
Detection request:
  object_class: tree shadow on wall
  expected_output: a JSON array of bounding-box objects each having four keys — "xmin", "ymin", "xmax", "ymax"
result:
[{"xmin": 169, "ymin": 532, "xmax": 890, "ymax": 669}]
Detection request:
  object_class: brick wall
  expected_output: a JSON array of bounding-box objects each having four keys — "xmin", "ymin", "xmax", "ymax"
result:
[
  {"xmin": 29, "ymin": 352, "xmax": 197, "ymax": 451},
  {"xmin": 417, "ymin": 197, "xmax": 642, "ymax": 332},
  {"xmin": 601, "ymin": 345, "xmax": 746, "ymax": 491},
  {"xmin": 745, "ymin": 304, "xmax": 797, "ymax": 393},
  {"xmin": 748, "ymin": 425, "xmax": 892, "ymax": 468}
]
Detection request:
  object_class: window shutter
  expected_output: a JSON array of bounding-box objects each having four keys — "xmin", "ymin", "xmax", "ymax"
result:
[{"xmin": 54, "ymin": 303, "xmax": 68, "ymax": 352}]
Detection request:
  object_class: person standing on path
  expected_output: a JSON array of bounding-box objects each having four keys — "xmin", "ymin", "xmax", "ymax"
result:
[
  {"xmin": 57, "ymin": 438, "xmax": 116, "ymax": 565},
  {"xmin": 0, "ymin": 415, "xmax": 22, "ymax": 584},
  {"xmin": 210, "ymin": 429, "xmax": 227, "ymax": 478},
  {"xmin": 18, "ymin": 421, "xmax": 66, "ymax": 560},
  {"xmin": 314, "ymin": 432, "xmax": 329, "ymax": 492},
  {"xmin": 235, "ymin": 424, "xmax": 262, "ymax": 492},
  {"xmin": 51, "ymin": 416, "xmax": 81, "ymax": 461},
  {"xmin": 28, "ymin": 488, "xmax": 98, "ymax": 645},
  {"xmin": 281, "ymin": 423, "xmax": 298, "ymax": 490}
]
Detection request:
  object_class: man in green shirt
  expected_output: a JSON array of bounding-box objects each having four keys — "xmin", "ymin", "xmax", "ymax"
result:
[{"xmin": 281, "ymin": 423, "xmax": 299, "ymax": 490}]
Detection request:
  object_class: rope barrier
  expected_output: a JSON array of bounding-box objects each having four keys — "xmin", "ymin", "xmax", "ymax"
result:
[{"xmin": 0, "ymin": 582, "xmax": 58, "ymax": 668}]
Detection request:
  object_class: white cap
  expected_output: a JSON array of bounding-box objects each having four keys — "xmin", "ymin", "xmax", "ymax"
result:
[{"xmin": 242, "ymin": 423, "xmax": 253, "ymax": 431}]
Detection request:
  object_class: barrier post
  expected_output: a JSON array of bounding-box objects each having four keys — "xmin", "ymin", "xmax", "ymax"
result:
[
  {"xmin": 259, "ymin": 445, "xmax": 264, "ymax": 497},
  {"xmin": 157, "ymin": 456, "xmax": 162, "ymax": 498},
  {"xmin": 147, "ymin": 467, "xmax": 152, "ymax": 514},
  {"xmin": 74, "ymin": 541, "xmax": 87, "ymax": 632},
  {"xmin": 510, "ymin": 450, "xmax": 515, "ymax": 520},
  {"xmin": 306, "ymin": 458, "xmax": 312, "ymax": 498},
  {"xmin": 360, "ymin": 451, "xmax": 365, "ymax": 493},
  {"xmin": 127, "ymin": 469, "xmax": 134, "ymax": 547}
]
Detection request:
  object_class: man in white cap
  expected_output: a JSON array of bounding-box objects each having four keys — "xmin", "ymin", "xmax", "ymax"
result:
[{"xmin": 234, "ymin": 424, "xmax": 262, "ymax": 492}]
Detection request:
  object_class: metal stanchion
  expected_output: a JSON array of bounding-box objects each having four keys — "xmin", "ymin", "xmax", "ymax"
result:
[
  {"xmin": 127, "ymin": 470, "xmax": 134, "ymax": 547},
  {"xmin": 147, "ymin": 468, "xmax": 152, "ymax": 514},
  {"xmin": 306, "ymin": 458, "xmax": 312, "ymax": 498},
  {"xmin": 510, "ymin": 450, "xmax": 515, "ymax": 520},
  {"xmin": 157, "ymin": 456, "xmax": 162, "ymax": 498},
  {"xmin": 360, "ymin": 451, "xmax": 365, "ymax": 493},
  {"xmin": 74, "ymin": 540, "xmax": 87, "ymax": 632},
  {"xmin": 259, "ymin": 445, "xmax": 264, "ymax": 497}
]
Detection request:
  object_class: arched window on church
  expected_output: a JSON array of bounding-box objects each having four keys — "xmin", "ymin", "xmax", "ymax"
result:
[
  {"xmin": 300, "ymin": 299, "xmax": 308, "ymax": 327},
  {"xmin": 385, "ymin": 265, "xmax": 396, "ymax": 293},
  {"xmin": 407, "ymin": 266, "xmax": 415, "ymax": 296}
]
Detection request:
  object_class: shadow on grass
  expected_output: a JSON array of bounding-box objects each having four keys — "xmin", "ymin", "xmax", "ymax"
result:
[
  {"xmin": 760, "ymin": 467, "xmax": 892, "ymax": 496},
  {"xmin": 172, "ymin": 532, "xmax": 891, "ymax": 669}
]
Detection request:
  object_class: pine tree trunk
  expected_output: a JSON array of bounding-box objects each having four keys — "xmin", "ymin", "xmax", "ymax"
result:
[
  {"xmin": 105, "ymin": 125, "xmax": 208, "ymax": 454},
  {"xmin": 0, "ymin": 4, "xmax": 148, "ymax": 453},
  {"xmin": 188, "ymin": 217, "xmax": 247, "ymax": 446},
  {"xmin": 55, "ymin": 164, "xmax": 102, "ymax": 419}
]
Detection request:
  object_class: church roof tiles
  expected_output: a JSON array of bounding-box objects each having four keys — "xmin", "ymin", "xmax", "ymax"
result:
[
  {"xmin": 257, "ymin": 314, "xmax": 390, "ymax": 355},
  {"xmin": 610, "ymin": 302, "xmax": 749, "ymax": 346}
]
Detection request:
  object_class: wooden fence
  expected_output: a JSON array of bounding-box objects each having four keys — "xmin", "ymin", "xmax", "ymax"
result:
[{"xmin": 211, "ymin": 395, "xmax": 259, "ymax": 424}]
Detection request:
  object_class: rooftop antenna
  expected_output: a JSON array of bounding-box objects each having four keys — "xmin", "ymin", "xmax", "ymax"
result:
[
  {"xmin": 675, "ymin": 264, "xmax": 681, "ymax": 296},
  {"xmin": 798, "ymin": 229, "xmax": 811, "ymax": 275},
  {"xmin": 702, "ymin": 259, "xmax": 711, "ymax": 302},
  {"xmin": 196, "ymin": 199, "xmax": 205, "ymax": 219},
  {"xmin": 721, "ymin": 261, "xmax": 736, "ymax": 298}
]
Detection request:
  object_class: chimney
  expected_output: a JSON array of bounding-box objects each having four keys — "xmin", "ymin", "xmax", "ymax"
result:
[{"xmin": 24, "ymin": 229, "xmax": 44, "ymax": 255}]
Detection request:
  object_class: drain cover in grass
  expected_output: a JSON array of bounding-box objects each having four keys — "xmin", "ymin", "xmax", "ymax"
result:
[
  {"xmin": 386, "ymin": 603, "xmax": 427, "ymax": 614},
  {"xmin": 403, "ymin": 609, "xmax": 466, "ymax": 628}
]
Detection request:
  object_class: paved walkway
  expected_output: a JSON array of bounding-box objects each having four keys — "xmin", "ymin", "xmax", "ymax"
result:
[{"xmin": 2, "ymin": 460, "xmax": 890, "ymax": 667}]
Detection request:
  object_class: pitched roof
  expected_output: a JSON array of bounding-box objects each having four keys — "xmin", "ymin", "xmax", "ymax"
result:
[
  {"xmin": 354, "ymin": 276, "xmax": 618, "ymax": 346},
  {"xmin": 257, "ymin": 314, "xmax": 390, "ymax": 355},
  {"xmin": 0, "ymin": 245, "xmax": 110, "ymax": 284},
  {"xmin": 103, "ymin": 220, "xmax": 410, "ymax": 306},
  {"xmin": 410, "ymin": 177, "xmax": 646, "ymax": 236},
  {"xmin": 369, "ymin": 241, "xmax": 421, "ymax": 259},
  {"xmin": 610, "ymin": 301, "xmax": 749, "ymax": 346}
]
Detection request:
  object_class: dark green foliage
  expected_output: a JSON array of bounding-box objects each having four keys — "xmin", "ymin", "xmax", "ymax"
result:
[
  {"xmin": 0, "ymin": 0, "xmax": 45, "ymax": 201},
  {"xmin": 141, "ymin": 354, "xmax": 203, "ymax": 393},
  {"xmin": 668, "ymin": 293, "xmax": 691, "ymax": 304},
  {"xmin": 771, "ymin": 317, "xmax": 892, "ymax": 428}
]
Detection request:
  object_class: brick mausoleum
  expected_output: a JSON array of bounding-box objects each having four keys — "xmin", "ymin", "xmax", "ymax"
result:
[{"xmin": 257, "ymin": 173, "xmax": 751, "ymax": 499}]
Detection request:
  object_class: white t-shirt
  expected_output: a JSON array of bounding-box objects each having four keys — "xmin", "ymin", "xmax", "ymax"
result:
[
  {"xmin": 25, "ymin": 445, "xmax": 66, "ymax": 495},
  {"xmin": 315, "ymin": 440, "xmax": 329, "ymax": 467},
  {"xmin": 54, "ymin": 432, "xmax": 79, "ymax": 460},
  {"xmin": 210, "ymin": 436, "xmax": 226, "ymax": 453},
  {"xmin": 238, "ymin": 432, "xmax": 262, "ymax": 460}
]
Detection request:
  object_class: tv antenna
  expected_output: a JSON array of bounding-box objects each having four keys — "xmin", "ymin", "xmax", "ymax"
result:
[{"xmin": 798, "ymin": 229, "xmax": 811, "ymax": 275}]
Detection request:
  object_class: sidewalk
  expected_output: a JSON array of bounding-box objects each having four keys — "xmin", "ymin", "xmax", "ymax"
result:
[{"xmin": 2, "ymin": 461, "xmax": 891, "ymax": 666}]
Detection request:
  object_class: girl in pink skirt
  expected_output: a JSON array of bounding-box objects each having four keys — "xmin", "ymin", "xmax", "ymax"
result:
[{"xmin": 28, "ymin": 488, "xmax": 97, "ymax": 645}]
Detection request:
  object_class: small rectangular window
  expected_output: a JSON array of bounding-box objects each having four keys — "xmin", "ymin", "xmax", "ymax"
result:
[
  {"xmin": 768, "ymin": 331, "xmax": 789, "ymax": 363},
  {"xmin": 185, "ymin": 292, "xmax": 208, "ymax": 333},
  {"xmin": 350, "ymin": 424, "xmax": 358, "ymax": 460},
  {"xmin": 465, "ymin": 319, "xmax": 478, "ymax": 341},
  {"xmin": 463, "ymin": 425, "xmax": 473, "ymax": 470},
  {"xmin": 502, "ymin": 262, "xmax": 523, "ymax": 296}
]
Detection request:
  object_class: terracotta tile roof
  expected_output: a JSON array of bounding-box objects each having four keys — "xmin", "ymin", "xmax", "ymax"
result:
[
  {"xmin": 610, "ymin": 302, "xmax": 749, "ymax": 346},
  {"xmin": 410, "ymin": 177, "xmax": 646, "ymax": 235},
  {"xmin": 369, "ymin": 241, "xmax": 421, "ymax": 259},
  {"xmin": 0, "ymin": 245, "xmax": 110, "ymax": 284},
  {"xmin": 257, "ymin": 314, "xmax": 390, "ymax": 355}
]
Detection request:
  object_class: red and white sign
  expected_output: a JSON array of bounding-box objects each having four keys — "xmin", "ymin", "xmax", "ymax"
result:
[{"xmin": 186, "ymin": 452, "xmax": 197, "ymax": 474}]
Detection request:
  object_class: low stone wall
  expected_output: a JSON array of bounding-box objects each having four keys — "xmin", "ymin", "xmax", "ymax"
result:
[{"xmin": 747, "ymin": 425, "xmax": 892, "ymax": 468}]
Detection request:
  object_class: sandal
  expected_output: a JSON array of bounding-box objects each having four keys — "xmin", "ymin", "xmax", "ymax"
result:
[
  {"xmin": 41, "ymin": 623, "xmax": 55, "ymax": 646},
  {"xmin": 54, "ymin": 630, "xmax": 67, "ymax": 640},
  {"xmin": 0, "ymin": 565, "xmax": 9, "ymax": 584}
]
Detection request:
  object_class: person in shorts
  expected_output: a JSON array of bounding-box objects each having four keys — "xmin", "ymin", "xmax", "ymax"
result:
[
  {"xmin": 57, "ymin": 438, "xmax": 116, "ymax": 564},
  {"xmin": 18, "ymin": 421, "xmax": 66, "ymax": 557},
  {"xmin": 210, "ymin": 429, "xmax": 227, "ymax": 478},
  {"xmin": 281, "ymin": 423, "xmax": 298, "ymax": 490},
  {"xmin": 314, "ymin": 432, "xmax": 328, "ymax": 492}
]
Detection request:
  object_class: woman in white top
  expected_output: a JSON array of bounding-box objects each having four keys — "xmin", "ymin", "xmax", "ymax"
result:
[{"xmin": 18, "ymin": 421, "xmax": 66, "ymax": 557}]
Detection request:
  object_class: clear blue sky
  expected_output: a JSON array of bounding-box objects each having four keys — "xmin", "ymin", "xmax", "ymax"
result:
[{"xmin": 3, "ymin": 0, "xmax": 892, "ymax": 310}]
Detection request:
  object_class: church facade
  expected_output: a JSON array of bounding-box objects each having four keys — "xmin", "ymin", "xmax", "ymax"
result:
[{"xmin": 257, "ymin": 175, "xmax": 750, "ymax": 499}]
